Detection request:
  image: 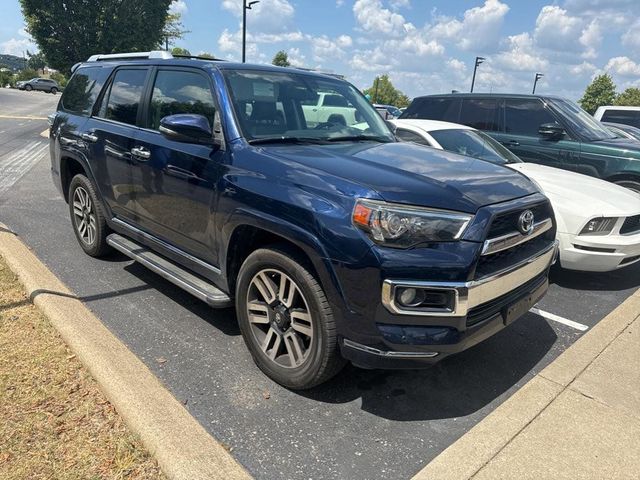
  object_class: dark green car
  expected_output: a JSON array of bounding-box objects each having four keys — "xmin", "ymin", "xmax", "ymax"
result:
[{"xmin": 400, "ymin": 93, "xmax": 640, "ymax": 192}]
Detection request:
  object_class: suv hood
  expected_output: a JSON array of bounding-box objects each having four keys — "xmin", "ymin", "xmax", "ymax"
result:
[{"xmin": 258, "ymin": 142, "xmax": 538, "ymax": 213}]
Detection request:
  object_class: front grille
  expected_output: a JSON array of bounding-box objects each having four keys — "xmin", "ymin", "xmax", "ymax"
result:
[
  {"xmin": 466, "ymin": 272, "xmax": 547, "ymax": 327},
  {"xmin": 488, "ymin": 202, "xmax": 553, "ymax": 238},
  {"xmin": 620, "ymin": 215, "xmax": 640, "ymax": 235},
  {"xmin": 475, "ymin": 235, "xmax": 552, "ymax": 279}
]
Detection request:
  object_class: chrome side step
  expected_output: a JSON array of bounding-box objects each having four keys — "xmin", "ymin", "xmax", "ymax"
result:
[{"xmin": 106, "ymin": 233, "xmax": 232, "ymax": 308}]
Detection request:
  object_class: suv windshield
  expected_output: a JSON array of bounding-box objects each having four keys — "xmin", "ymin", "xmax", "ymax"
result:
[
  {"xmin": 429, "ymin": 129, "xmax": 522, "ymax": 165},
  {"xmin": 222, "ymin": 69, "xmax": 395, "ymax": 143},
  {"xmin": 549, "ymin": 98, "xmax": 616, "ymax": 142}
]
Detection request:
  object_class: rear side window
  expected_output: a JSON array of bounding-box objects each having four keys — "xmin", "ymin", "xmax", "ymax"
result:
[
  {"xmin": 600, "ymin": 109, "xmax": 640, "ymax": 128},
  {"xmin": 148, "ymin": 69, "xmax": 216, "ymax": 130},
  {"xmin": 395, "ymin": 128, "xmax": 431, "ymax": 146},
  {"xmin": 322, "ymin": 94, "xmax": 349, "ymax": 107},
  {"xmin": 459, "ymin": 98, "xmax": 502, "ymax": 132},
  {"xmin": 61, "ymin": 67, "xmax": 108, "ymax": 115},
  {"xmin": 100, "ymin": 69, "xmax": 148, "ymax": 126},
  {"xmin": 400, "ymin": 97, "xmax": 461, "ymax": 122},
  {"xmin": 504, "ymin": 99, "xmax": 558, "ymax": 136}
]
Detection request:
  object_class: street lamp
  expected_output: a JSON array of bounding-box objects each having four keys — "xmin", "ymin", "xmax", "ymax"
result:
[
  {"xmin": 532, "ymin": 73, "xmax": 544, "ymax": 94},
  {"xmin": 242, "ymin": 0, "xmax": 260, "ymax": 63},
  {"xmin": 470, "ymin": 56, "xmax": 485, "ymax": 93}
]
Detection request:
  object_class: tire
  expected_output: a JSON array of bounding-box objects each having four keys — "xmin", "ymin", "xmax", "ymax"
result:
[
  {"xmin": 24, "ymin": 84, "xmax": 32, "ymax": 91},
  {"xmin": 235, "ymin": 246, "xmax": 345, "ymax": 389},
  {"xmin": 50, "ymin": 87, "xmax": 58, "ymax": 94},
  {"xmin": 613, "ymin": 179, "xmax": 640, "ymax": 194},
  {"xmin": 68, "ymin": 174, "xmax": 112, "ymax": 257}
]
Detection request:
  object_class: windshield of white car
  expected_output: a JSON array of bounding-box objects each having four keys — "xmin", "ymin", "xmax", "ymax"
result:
[
  {"xmin": 222, "ymin": 69, "xmax": 395, "ymax": 143},
  {"xmin": 549, "ymin": 98, "xmax": 616, "ymax": 142},
  {"xmin": 429, "ymin": 129, "xmax": 522, "ymax": 165}
]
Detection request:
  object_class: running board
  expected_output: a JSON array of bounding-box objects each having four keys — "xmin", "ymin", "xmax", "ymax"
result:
[{"xmin": 106, "ymin": 234, "xmax": 232, "ymax": 308}]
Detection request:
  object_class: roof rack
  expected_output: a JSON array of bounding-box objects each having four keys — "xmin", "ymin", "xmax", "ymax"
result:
[
  {"xmin": 86, "ymin": 50, "xmax": 173, "ymax": 62},
  {"xmin": 171, "ymin": 54, "xmax": 225, "ymax": 61}
]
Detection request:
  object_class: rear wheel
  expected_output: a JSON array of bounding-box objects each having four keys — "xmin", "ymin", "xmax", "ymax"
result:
[
  {"xmin": 236, "ymin": 247, "xmax": 345, "ymax": 389},
  {"xmin": 613, "ymin": 178, "xmax": 640, "ymax": 193},
  {"xmin": 50, "ymin": 87, "xmax": 58, "ymax": 94},
  {"xmin": 68, "ymin": 174, "xmax": 111, "ymax": 257}
]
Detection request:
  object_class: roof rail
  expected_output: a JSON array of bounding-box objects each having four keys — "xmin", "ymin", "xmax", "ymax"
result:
[
  {"xmin": 171, "ymin": 53, "xmax": 225, "ymax": 62},
  {"xmin": 86, "ymin": 51, "xmax": 173, "ymax": 62}
]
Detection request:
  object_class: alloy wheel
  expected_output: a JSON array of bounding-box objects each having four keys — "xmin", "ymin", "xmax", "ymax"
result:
[
  {"xmin": 246, "ymin": 269, "xmax": 314, "ymax": 368},
  {"xmin": 72, "ymin": 186, "xmax": 97, "ymax": 245}
]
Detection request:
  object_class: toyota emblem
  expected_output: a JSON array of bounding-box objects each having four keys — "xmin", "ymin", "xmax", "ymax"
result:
[{"xmin": 518, "ymin": 210, "xmax": 535, "ymax": 235}]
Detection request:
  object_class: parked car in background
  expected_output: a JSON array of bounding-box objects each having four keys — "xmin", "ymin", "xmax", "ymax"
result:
[
  {"xmin": 16, "ymin": 77, "xmax": 60, "ymax": 93},
  {"xmin": 50, "ymin": 51, "xmax": 557, "ymax": 388},
  {"xmin": 374, "ymin": 103, "xmax": 402, "ymax": 119},
  {"xmin": 393, "ymin": 119, "xmax": 640, "ymax": 272},
  {"xmin": 400, "ymin": 94, "xmax": 640, "ymax": 193},
  {"xmin": 604, "ymin": 122, "xmax": 640, "ymax": 142},
  {"xmin": 301, "ymin": 91, "xmax": 362, "ymax": 128},
  {"xmin": 594, "ymin": 106, "xmax": 640, "ymax": 129}
]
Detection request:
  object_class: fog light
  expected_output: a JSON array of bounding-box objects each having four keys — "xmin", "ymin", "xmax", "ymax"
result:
[{"xmin": 397, "ymin": 287, "xmax": 426, "ymax": 307}]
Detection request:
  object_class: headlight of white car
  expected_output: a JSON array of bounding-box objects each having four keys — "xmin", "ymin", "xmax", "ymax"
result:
[
  {"xmin": 352, "ymin": 199, "xmax": 473, "ymax": 247},
  {"xmin": 579, "ymin": 217, "xmax": 618, "ymax": 236}
]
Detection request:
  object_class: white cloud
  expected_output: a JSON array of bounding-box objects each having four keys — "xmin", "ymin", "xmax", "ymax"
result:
[
  {"xmin": 621, "ymin": 20, "xmax": 640, "ymax": 52},
  {"xmin": 494, "ymin": 33, "xmax": 548, "ymax": 71},
  {"xmin": 430, "ymin": 0, "xmax": 510, "ymax": 51},
  {"xmin": 579, "ymin": 20, "xmax": 602, "ymax": 59},
  {"xmin": 169, "ymin": 0, "xmax": 187, "ymax": 14},
  {"xmin": 222, "ymin": 0, "xmax": 295, "ymax": 34},
  {"xmin": 534, "ymin": 6, "xmax": 581, "ymax": 50},
  {"xmin": 604, "ymin": 56, "xmax": 640, "ymax": 76},
  {"xmin": 287, "ymin": 47, "xmax": 306, "ymax": 67},
  {"xmin": 353, "ymin": 0, "xmax": 409, "ymax": 36},
  {"xmin": 0, "ymin": 37, "xmax": 36, "ymax": 57}
]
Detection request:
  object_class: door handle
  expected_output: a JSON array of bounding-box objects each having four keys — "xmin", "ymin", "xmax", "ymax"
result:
[
  {"xmin": 131, "ymin": 146, "xmax": 151, "ymax": 160},
  {"xmin": 502, "ymin": 140, "xmax": 520, "ymax": 147},
  {"xmin": 81, "ymin": 133, "xmax": 98, "ymax": 143}
]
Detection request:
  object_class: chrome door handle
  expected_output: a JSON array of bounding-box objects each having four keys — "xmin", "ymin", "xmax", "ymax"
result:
[
  {"xmin": 131, "ymin": 146, "xmax": 151, "ymax": 160},
  {"xmin": 81, "ymin": 133, "xmax": 98, "ymax": 143}
]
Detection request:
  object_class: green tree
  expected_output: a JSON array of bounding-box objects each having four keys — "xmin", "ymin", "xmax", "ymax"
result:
[
  {"xmin": 50, "ymin": 71, "xmax": 68, "ymax": 88},
  {"xmin": 0, "ymin": 70, "xmax": 14, "ymax": 88},
  {"xmin": 171, "ymin": 47, "xmax": 191, "ymax": 56},
  {"xmin": 615, "ymin": 87, "xmax": 640, "ymax": 107},
  {"xmin": 20, "ymin": 0, "xmax": 173, "ymax": 74},
  {"xmin": 198, "ymin": 52, "xmax": 216, "ymax": 59},
  {"xmin": 26, "ymin": 50, "xmax": 46, "ymax": 72},
  {"xmin": 272, "ymin": 51, "xmax": 291, "ymax": 67},
  {"xmin": 15, "ymin": 68, "xmax": 38, "ymax": 81},
  {"xmin": 161, "ymin": 12, "xmax": 190, "ymax": 50},
  {"xmin": 579, "ymin": 73, "xmax": 617, "ymax": 114},
  {"xmin": 363, "ymin": 75, "xmax": 410, "ymax": 107}
]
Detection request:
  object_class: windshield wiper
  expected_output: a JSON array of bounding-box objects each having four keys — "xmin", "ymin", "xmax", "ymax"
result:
[
  {"xmin": 326, "ymin": 135, "xmax": 392, "ymax": 143},
  {"xmin": 248, "ymin": 136, "xmax": 329, "ymax": 145}
]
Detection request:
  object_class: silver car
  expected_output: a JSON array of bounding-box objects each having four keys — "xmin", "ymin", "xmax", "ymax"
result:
[{"xmin": 17, "ymin": 77, "xmax": 60, "ymax": 94}]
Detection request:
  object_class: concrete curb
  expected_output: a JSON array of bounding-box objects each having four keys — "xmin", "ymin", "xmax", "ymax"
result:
[
  {"xmin": 0, "ymin": 223, "xmax": 251, "ymax": 480},
  {"xmin": 413, "ymin": 286, "xmax": 640, "ymax": 480}
]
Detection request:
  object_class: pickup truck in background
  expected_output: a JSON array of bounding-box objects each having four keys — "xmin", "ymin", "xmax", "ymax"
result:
[{"xmin": 301, "ymin": 91, "xmax": 362, "ymax": 127}]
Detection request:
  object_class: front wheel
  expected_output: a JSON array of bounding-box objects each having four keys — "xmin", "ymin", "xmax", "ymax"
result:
[
  {"xmin": 613, "ymin": 179, "xmax": 640, "ymax": 194},
  {"xmin": 236, "ymin": 247, "xmax": 345, "ymax": 389},
  {"xmin": 24, "ymin": 84, "xmax": 32, "ymax": 91},
  {"xmin": 68, "ymin": 174, "xmax": 111, "ymax": 257}
]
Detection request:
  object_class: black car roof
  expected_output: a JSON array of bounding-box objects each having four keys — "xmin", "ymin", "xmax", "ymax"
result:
[{"xmin": 412, "ymin": 93, "xmax": 566, "ymax": 101}]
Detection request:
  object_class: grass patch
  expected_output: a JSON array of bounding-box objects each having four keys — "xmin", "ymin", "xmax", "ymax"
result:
[{"xmin": 0, "ymin": 256, "xmax": 165, "ymax": 479}]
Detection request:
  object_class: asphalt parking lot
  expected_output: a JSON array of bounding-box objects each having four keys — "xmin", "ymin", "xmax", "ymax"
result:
[{"xmin": 1, "ymin": 88, "xmax": 639, "ymax": 479}]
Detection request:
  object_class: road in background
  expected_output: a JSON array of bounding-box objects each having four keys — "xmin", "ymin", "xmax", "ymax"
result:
[{"xmin": 1, "ymin": 88, "xmax": 639, "ymax": 479}]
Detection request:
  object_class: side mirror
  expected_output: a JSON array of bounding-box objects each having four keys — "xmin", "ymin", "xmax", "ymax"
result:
[
  {"xmin": 538, "ymin": 123, "xmax": 565, "ymax": 139},
  {"xmin": 159, "ymin": 114, "xmax": 218, "ymax": 146}
]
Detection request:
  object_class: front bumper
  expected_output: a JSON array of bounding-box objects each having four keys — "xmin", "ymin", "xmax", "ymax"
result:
[
  {"xmin": 340, "ymin": 241, "xmax": 557, "ymax": 369},
  {"xmin": 559, "ymin": 231, "xmax": 640, "ymax": 272}
]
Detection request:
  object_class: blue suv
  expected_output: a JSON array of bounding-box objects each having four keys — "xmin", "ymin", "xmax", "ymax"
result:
[{"xmin": 50, "ymin": 51, "xmax": 558, "ymax": 389}]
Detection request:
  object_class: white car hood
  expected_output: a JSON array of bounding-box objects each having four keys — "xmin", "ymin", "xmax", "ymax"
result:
[{"xmin": 508, "ymin": 162, "xmax": 640, "ymax": 233}]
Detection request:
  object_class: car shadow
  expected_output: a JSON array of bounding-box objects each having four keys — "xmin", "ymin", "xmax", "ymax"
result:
[
  {"xmin": 122, "ymin": 261, "xmax": 240, "ymax": 337},
  {"xmin": 550, "ymin": 261, "xmax": 640, "ymax": 291},
  {"xmin": 297, "ymin": 313, "xmax": 557, "ymax": 421}
]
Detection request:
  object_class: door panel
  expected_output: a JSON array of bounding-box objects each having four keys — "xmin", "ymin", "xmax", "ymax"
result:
[{"xmin": 129, "ymin": 67, "xmax": 223, "ymax": 264}]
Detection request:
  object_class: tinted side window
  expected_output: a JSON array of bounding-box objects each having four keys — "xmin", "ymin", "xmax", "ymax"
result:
[
  {"xmin": 101, "ymin": 69, "xmax": 147, "ymax": 126},
  {"xmin": 148, "ymin": 69, "xmax": 216, "ymax": 130},
  {"xmin": 601, "ymin": 109, "xmax": 640, "ymax": 128},
  {"xmin": 61, "ymin": 67, "xmax": 109, "ymax": 115},
  {"xmin": 504, "ymin": 99, "xmax": 558, "ymax": 136},
  {"xmin": 459, "ymin": 98, "xmax": 502, "ymax": 132},
  {"xmin": 395, "ymin": 128, "xmax": 431, "ymax": 146},
  {"xmin": 322, "ymin": 94, "xmax": 349, "ymax": 107},
  {"xmin": 400, "ymin": 97, "xmax": 461, "ymax": 122}
]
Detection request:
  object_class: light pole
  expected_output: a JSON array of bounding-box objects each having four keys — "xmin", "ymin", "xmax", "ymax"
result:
[
  {"xmin": 373, "ymin": 77, "xmax": 379, "ymax": 104},
  {"xmin": 532, "ymin": 73, "xmax": 544, "ymax": 94},
  {"xmin": 470, "ymin": 56, "xmax": 485, "ymax": 93},
  {"xmin": 242, "ymin": 0, "xmax": 260, "ymax": 63}
]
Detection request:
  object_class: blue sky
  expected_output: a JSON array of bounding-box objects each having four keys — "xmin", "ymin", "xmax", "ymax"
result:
[{"xmin": 2, "ymin": 0, "xmax": 639, "ymax": 100}]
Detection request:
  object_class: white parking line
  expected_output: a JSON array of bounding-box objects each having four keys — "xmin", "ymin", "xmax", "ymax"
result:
[{"xmin": 530, "ymin": 307, "xmax": 589, "ymax": 331}]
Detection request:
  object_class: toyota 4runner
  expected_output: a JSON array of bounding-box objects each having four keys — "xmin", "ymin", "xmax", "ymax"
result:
[{"xmin": 50, "ymin": 51, "xmax": 558, "ymax": 389}]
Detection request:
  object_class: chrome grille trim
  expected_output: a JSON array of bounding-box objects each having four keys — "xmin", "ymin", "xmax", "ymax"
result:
[{"xmin": 481, "ymin": 218, "xmax": 553, "ymax": 256}]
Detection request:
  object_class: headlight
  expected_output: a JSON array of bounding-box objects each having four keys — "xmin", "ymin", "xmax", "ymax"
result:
[
  {"xmin": 352, "ymin": 199, "xmax": 473, "ymax": 247},
  {"xmin": 579, "ymin": 217, "xmax": 618, "ymax": 236}
]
